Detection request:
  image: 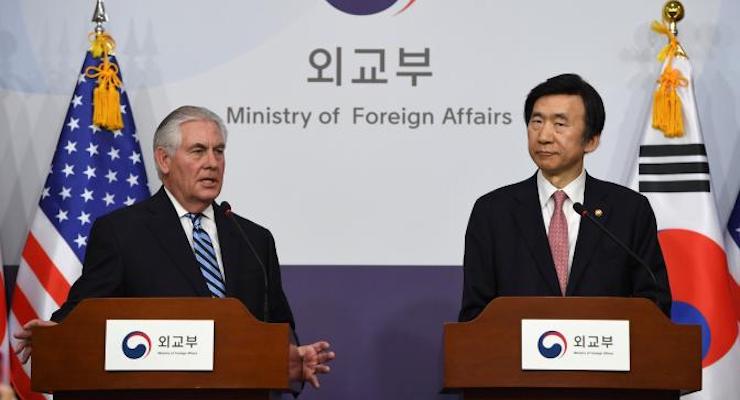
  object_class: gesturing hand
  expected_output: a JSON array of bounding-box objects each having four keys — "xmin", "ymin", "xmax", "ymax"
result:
[{"xmin": 289, "ymin": 341, "xmax": 335, "ymax": 389}]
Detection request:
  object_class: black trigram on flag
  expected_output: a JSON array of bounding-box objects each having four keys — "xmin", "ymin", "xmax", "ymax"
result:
[{"xmin": 639, "ymin": 144, "xmax": 710, "ymax": 192}]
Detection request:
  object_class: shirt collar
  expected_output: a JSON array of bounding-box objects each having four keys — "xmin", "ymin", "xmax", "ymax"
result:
[
  {"xmin": 163, "ymin": 186, "xmax": 215, "ymax": 221},
  {"xmin": 537, "ymin": 169, "xmax": 586, "ymax": 209}
]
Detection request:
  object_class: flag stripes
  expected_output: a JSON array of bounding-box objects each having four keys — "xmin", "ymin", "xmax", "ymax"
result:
[
  {"xmin": 639, "ymin": 162, "xmax": 709, "ymax": 175},
  {"xmin": 30, "ymin": 213, "xmax": 82, "ymax": 285},
  {"xmin": 640, "ymin": 180, "xmax": 710, "ymax": 193},
  {"xmin": 639, "ymin": 144, "xmax": 710, "ymax": 193},
  {"xmin": 639, "ymin": 143, "xmax": 707, "ymax": 157},
  {"xmin": 0, "ymin": 248, "xmax": 8, "ymax": 385},
  {"xmin": 21, "ymin": 235, "xmax": 71, "ymax": 306},
  {"xmin": 10, "ymin": 356, "xmax": 44, "ymax": 400}
]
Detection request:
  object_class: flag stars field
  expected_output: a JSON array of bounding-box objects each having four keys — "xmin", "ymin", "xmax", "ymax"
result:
[
  {"xmin": 103, "ymin": 192, "xmax": 115, "ymax": 206},
  {"xmin": 67, "ymin": 117, "xmax": 80, "ymax": 131},
  {"xmin": 108, "ymin": 147, "xmax": 120, "ymax": 160},
  {"xmin": 80, "ymin": 188, "xmax": 94, "ymax": 202},
  {"xmin": 58, "ymin": 186, "xmax": 71, "ymax": 200},
  {"xmin": 126, "ymin": 173, "xmax": 139, "ymax": 187},
  {"xmin": 77, "ymin": 211, "xmax": 91, "ymax": 225},
  {"xmin": 55, "ymin": 209, "xmax": 68, "ymax": 223},
  {"xmin": 73, "ymin": 234, "xmax": 87, "ymax": 248},
  {"xmin": 64, "ymin": 141, "xmax": 77, "ymax": 154},
  {"xmin": 83, "ymin": 165, "xmax": 96, "ymax": 179},
  {"xmin": 105, "ymin": 169, "xmax": 117, "ymax": 183},
  {"xmin": 71, "ymin": 94, "xmax": 83, "ymax": 108},
  {"xmin": 85, "ymin": 143, "xmax": 98, "ymax": 157},
  {"xmin": 61, "ymin": 164, "xmax": 74, "ymax": 178}
]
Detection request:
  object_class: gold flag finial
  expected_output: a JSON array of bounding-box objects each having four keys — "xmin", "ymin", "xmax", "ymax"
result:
[
  {"xmin": 663, "ymin": 1, "xmax": 684, "ymax": 36},
  {"xmin": 662, "ymin": 1, "xmax": 687, "ymax": 57}
]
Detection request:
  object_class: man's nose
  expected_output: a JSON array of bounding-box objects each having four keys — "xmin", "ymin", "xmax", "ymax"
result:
[
  {"xmin": 538, "ymin": 121, "xmax": 555, "ymax": 143},
  {"xmin": 203, "ymin": 149, "xmax": 218, "ymax": 167}
]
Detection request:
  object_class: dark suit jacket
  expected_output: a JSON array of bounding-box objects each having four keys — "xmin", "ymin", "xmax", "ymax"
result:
[
  {"xmin": 459, "ymin": 173, "xmax": 671, "ymax": 322},
  {"xmin": 51, "ymin": 187, "xmax": 295, "ymax": 327}
]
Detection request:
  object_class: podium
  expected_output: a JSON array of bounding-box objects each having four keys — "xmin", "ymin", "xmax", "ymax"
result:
[
  {"xmin": 444, "ymin": 297, "xmax": 701, "ymax": 400},
  {"xmin": 32, "ymin": 298, "xmax": 291, "ymax": 400}
]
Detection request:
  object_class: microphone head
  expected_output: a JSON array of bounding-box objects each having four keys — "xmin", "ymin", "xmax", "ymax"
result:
[
  {"xmin": 221, "ymin": 201, "xmax": 233, "ymax": 216},
  {"xmin": 572, "ymin": 202, "xmax": 586, "ymax": 215}
]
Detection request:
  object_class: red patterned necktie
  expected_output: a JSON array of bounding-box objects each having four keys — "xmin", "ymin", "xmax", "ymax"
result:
[{"xmin": 548, "ymin": 190, "xmax": 569, "ymax": 295}]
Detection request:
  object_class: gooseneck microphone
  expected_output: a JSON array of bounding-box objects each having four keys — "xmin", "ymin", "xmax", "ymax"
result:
[
  {"xmin": 221, "ymin": 201, "xmax": 270, "ymax": 323},
  {"xmin": 572, "ymin": 202, "xmax": 658, "ymax": 287}
]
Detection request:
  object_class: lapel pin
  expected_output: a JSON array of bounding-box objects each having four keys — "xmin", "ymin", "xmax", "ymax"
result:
[{"xmin": 594, "ymin": 209, "xmax": 604, "ymax": 217}]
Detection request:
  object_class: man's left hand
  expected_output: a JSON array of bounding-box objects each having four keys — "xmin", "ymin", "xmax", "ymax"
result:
[{"xmin": 289, "ymin": 341, "xmax": 335, "ymax": 389}]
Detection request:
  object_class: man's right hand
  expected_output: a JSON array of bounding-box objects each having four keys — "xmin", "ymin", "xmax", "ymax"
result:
[{"xmin": 13, "ymin": 319, "xmax": 57, "ymax": 364}]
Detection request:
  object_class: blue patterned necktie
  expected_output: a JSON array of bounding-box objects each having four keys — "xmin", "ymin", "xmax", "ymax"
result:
[{"xmin": 186, "ymin": 213, "xmax": 226, "ymax": 298}]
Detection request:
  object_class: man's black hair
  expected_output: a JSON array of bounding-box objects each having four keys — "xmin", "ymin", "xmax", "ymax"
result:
[{"xmin": 524, "ymin": 73, "xmax": 605, "ymax": 142}]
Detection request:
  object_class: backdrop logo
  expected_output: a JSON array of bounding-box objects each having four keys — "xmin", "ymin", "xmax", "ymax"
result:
[
  {"xmin": 326, "ymin": 0, "xmax": 416, "ymax": 16},
  {"xmin": 538, "ymin": 331, "xmax": 567, "ymax": 359},
  {"xmin": 122, "ymin": 331, "xmax": 152, "ymax": 360}
]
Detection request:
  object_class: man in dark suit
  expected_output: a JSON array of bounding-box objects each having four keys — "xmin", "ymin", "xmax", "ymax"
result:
[
  {"xmin": 16, "ymin": 105, "xmax": 334, "ymax": 389},
  {"xmin": 459, "ymin": 74, "xmax": 671, "ymax": 322}
]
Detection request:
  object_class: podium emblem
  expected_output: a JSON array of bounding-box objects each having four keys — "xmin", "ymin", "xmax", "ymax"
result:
[
  {"xmin": 122, "ymin": 331, "xmax": 152, "ymax": 359},
  {"xmin": 537, "ymin": 331, "xmax": 567, "ymax": 359}
]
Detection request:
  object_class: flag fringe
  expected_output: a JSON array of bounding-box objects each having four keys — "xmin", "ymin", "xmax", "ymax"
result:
[
  {"xmin": 650, "ymin": 20, "xmax": 687, "ymax": 138},
  {"xmin": 85, "ymin": 32, "xmax": 124, "ymax": 131}
]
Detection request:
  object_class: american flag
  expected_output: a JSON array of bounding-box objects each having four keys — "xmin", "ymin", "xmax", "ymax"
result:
[
  {"xmin": 9, "ymin": 51, "xmax": 150, "ymax": 399},
  {"xmin": 0, "ymin": 246, "xmax": 8, "ymax": 385},
  {"xmin": 725, "ymin": 192, "xmax": 740, "ymax": 334}
]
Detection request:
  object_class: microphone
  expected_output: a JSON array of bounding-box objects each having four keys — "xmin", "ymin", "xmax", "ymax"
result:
[
  {"xmin": 221, "ymin": 201, "xmax": 270, "ymax": 323},
  {"xmin": 572, "ymin": 202, "xmax": 658, "ymax": 287}
]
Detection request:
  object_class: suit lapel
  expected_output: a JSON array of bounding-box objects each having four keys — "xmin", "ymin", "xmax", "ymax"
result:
[
  {"xmin": 513, "ymin": 175, "xmax": 562, "ymax": 296},
  {"xmin": 213, "ymin": 202, "xmax": 241, "ymax": 297},
  {"xmin": 145, "ymin": 188, "xmax": 210, "ymax": 296},
  {"xmin": 567, "ymin": 174, "xmax": 610, "ymax": 295}
]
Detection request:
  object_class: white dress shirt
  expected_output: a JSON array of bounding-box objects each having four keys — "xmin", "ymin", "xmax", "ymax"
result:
[
  {"xmin": 537, "ymin": 169, "xmax": 586, "ymax": 273},
  {"xmin": 164, "ymin": 187, "xmax": 226, "ymax": 281}
]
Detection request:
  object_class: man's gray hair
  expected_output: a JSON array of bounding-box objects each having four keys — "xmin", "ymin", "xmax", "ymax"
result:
[{"xmin": 153, "ymin": 105, "xmax": 228, "ymax": 156}]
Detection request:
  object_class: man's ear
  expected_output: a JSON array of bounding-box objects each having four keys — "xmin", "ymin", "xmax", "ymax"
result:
[
  {"xmin": 154, "ymin": 147, "xmax": 171, "ymax": 175},
  {"xmin": 584, "ymin": 133, "xmax": 601, "ymax": 154}
]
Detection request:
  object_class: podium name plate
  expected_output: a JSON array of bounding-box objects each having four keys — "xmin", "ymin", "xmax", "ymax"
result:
[
  {"xmin": 521, "ymin": 319, "xmax": 630, "ymax": 371},
  {"xmin": 105, "ymin": 319, "xmax": 215, "ymax": 371}
]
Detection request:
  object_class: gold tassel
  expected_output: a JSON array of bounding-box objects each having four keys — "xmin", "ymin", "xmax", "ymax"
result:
[
  {"xmin": 86, "ymin": 32, "xmax": 124, "ymax": 131},
  {"xmin": 651, "ymin": 21, "xmax": 677, "ymax": 63},
  {"xmin": 652, "ymin": 66, "xmax": 687, "ymax": 138},
  {"xmin": 650, "ymin": 21, "xmax": 687, "ymax": 138}
]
